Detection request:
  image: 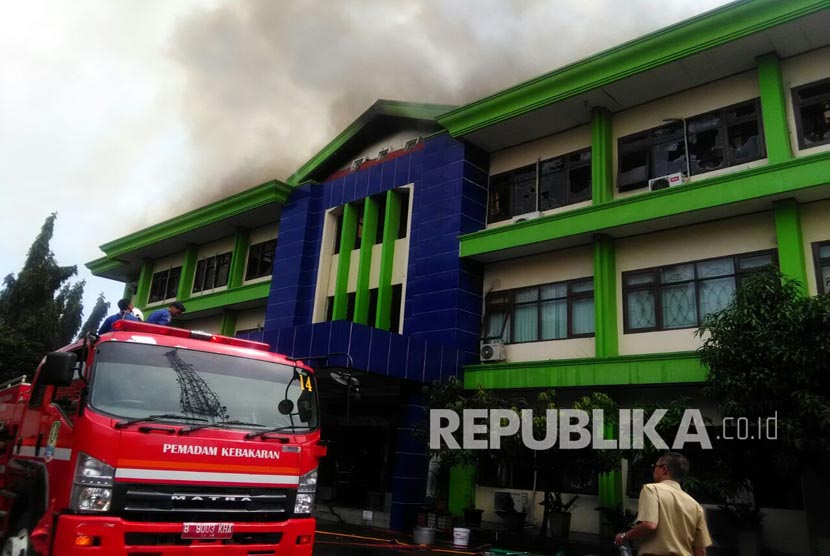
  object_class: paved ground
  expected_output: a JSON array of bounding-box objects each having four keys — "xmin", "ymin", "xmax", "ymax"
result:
[{"xmin": 312, "ymin": 524, "xmax": 614, "ymax": 556}]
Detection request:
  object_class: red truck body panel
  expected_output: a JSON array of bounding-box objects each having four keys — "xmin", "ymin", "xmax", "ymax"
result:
[{"xmin": 0, "ymin": 322, "xmax": 323, "ymax": 555}]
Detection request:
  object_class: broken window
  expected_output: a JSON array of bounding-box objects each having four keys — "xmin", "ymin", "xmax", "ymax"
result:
[
  {"xmin": 539, "ymin": 148, "xmax": 592, "ymax": 210},
  {"xmin": 793, "ymin": 79, "xmax": 830, "ymax": 149}
]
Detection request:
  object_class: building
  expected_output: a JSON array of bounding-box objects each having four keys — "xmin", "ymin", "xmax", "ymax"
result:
[{"xmin": 89, "ymin": 0, "xmax": 830, "ymax": 551}]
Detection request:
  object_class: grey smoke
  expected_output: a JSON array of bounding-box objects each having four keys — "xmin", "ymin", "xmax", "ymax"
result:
[{"xmin": 158, "ymin": 0, "xmax": 731, "ymax": 222}]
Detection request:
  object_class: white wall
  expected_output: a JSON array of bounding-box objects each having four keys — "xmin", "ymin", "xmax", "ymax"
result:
[
  {"xmin": 186, "ymin": 315, "xmax": 223, "ymax": 334},
  {"xmin": 249, "ymin": 222, "xmax": 279, "ymax": 245},
  {"xmin": 235, "ymin": 308, "xmax": 266, "ymax": 333},
  {"xmin": 782, "ymin": 47, "xmax": 830, "ymax": 157},
  {"xmin": 616, "ymin": 213, "xmax": 777, "ymax": 355}
]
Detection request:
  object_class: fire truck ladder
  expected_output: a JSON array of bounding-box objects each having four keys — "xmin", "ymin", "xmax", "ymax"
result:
[{"xmin": 164, "ymin": 350, "xmax": 227, "ymax": 420}]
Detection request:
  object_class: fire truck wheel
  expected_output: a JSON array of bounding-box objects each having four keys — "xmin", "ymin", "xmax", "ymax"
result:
[{"xmin": 1, "ymin": 528, "xmax": 31, "ymax": 556}]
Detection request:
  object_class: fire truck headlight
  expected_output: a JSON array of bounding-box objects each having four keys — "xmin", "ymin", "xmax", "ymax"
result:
[
  {"xmin": 71, "ymin": 453, "xmax": 115, "ymax": 512},
  {"xmin": 293, "ymin": 468, "xmax": 317, "ymax": 515}
]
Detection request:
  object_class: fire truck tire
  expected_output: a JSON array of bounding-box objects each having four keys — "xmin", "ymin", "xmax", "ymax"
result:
[{"xmin": 1, "ymin": 528, "xmax": 32, "ymax": 556}]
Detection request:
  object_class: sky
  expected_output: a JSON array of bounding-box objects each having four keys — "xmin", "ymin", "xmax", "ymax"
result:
[{"xmin": 0, "ymin": 0, "xmax": 733, "ymax": 324}]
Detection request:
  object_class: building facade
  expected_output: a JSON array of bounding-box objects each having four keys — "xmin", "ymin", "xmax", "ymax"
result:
[{"xmin": 90, "ymin": 0, "xmax": 830, "ymax": 551}]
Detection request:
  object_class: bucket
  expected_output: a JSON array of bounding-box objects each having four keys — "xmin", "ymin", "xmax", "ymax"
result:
[
  {"xmin": 413, "ymin": 526, "xmax": 436, "ymax": 546},
  {"xmin": 452, "ymin": 527, "xmax": 471, "ymax": 548}
]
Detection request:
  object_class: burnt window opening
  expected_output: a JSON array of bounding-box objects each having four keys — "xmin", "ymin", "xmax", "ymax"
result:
[
  {"xmin": 793, "ymin": 80, "xmax": 830, "ymax": 149},
  {"xmin": 618, "ymin": 99, "xmax": 764, "ymax": 191}
]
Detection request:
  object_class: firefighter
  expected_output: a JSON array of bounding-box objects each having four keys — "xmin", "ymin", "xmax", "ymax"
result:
[
  {"xmin": 146, "ymin": 301, "xmax": 186, "ymax": 326},
  {"xmin": 98, "ymin": 298, "xmax": 140, "ymax": 334}
]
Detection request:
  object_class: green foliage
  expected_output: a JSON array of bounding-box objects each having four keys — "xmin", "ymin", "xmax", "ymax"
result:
[
  {"xmin": 596, "ymin": 504, "xmax": 637, "ymax": 531},
  {"xmin": 698, "ymin": 268, "xmax": 830, "ymax": 459},
  {"xmin": 78, "ymin": 293, "xmax": 110, "ymax": 339},
  {"xmin": 422, "ymin": 379, "xmax": 623, "ymax": 511},
  {"xmin": 0, "ymin": 214, "xmax": 90, "ymax": 381}
]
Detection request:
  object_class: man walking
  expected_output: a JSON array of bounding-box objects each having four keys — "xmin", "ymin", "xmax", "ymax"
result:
[
  {"xmin": 615, "ymin": 452, "xmax": 712, "ymax": 556},
  {"xmin": 146, "ymin": 301, "xmax": 186, "ymax": 326},
  {"xmin": 98, "ymin": 298, "xmax": 140, "ymax": 334}
]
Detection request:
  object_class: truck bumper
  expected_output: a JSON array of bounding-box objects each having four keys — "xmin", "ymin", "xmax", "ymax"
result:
[{"xmin": 52, "ymin": 515, "xmax": 316, "ymax": 555}]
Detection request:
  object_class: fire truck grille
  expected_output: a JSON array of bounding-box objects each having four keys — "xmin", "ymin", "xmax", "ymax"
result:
[
  {"xmin": 113, "ymin": 483, "xmax": 294, "ymax": 522},
  {"xmin": 124, "ymin": 532, "xmax": 283, "ymax": 546}
]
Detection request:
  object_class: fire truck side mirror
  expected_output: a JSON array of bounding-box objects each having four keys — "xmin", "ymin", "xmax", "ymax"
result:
[{"xmin": 40, "ymin": 352, "xmax": 77, "ymax": 387}]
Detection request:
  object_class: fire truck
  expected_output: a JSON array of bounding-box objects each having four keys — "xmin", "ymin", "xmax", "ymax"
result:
[{"xmin": 0, "ymin": 319, "xmax": 325, "ymax": 555}]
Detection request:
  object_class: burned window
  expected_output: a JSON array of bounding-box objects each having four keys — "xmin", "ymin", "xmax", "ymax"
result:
[
  {"xmin": 686, "ymin": 100, "xmax": 764, "ymax": 175},
  {"xmin": 618, "ymin": 99, "xmax": 764, "ymax": 191},
  {"xmin": 539, "ymin": 149, "xmax": 592, "ymax": 210},
  {"xmin": 793, "ymin": 80, "xmax": 830, "ymax": 149},
  {"xmin": 488, "ymin": 149, "xmax": 592, "ymax": 223},
  {"xmin": 617, "ymin": 121, "xmax": 685, "ymax": 191}
]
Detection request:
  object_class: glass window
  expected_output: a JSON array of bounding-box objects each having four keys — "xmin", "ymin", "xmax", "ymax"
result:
[
  {"xmin": 483, "ymin": 278, "xmax": 594, "ymax": 344},
  {"xmin": 245, "ymin": 239, "xmax": 276, "ymax": 281},
  {"xmin": 148, "ymin": 266, "xmax": 182, "ymax": 303},
  {"xmin": 90, "ymin": 342, "xmax": 319, "ymax": 430},
  {"xmin": 192, "ymin": 252, "xmax": 232, "ymax": 293},
  {"xmin": 488, "ymin": 149, "xmax": 592, "ymax": 222},
  {"xmin": 618, "ymin": 99, "xmax": 765, "ymax": 190},
  {"xmin": 539, "ymin": 149, "xmax": 592, "ymax": 211},
  {"xmin": 793, "ymin": 80, "xmax": 830, "ymax": 149},
  {"xmin": 623, "ymin": 250, "xmax": 776, "ymax": 332}
]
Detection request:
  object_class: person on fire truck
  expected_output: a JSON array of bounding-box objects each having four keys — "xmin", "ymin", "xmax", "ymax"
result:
[
  {"xmin": 98, "ymin": 298, "xmax": 140, "ymax": 334},
  {"xmin": 146, "ymin": 301, "xmax": 186, "ymax": 326}
]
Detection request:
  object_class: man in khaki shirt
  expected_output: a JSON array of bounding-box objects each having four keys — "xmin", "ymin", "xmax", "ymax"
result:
[{"xmin": 614, "ymin": 452, "xmax": 712, "ymax": 556}]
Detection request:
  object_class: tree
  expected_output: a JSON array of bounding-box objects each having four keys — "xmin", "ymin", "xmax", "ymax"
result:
[
  {"xmin": 698, "ymin": 268, "xmax": 830, "ymax": 553},
  {"xmin": 78, "ymin": 293, "xmax": 110, "ymax": 339},
  {"xmin": 0, "ymin": 214, "xmax": 87, "ymax": 381}
]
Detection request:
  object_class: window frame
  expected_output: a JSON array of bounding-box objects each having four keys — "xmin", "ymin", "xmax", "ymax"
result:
[
  {"xmin": 245, "ymin": 239, "xmax": 277, "ymax": 281},
  {"xmin": 484, "ymin": 277, "xmax": 595, "ymax": 344},
  {"xmin": 148, "ymin": 266, "xmax": 182, "ymax": 304},
  {"xmin": 622, "ymin": 249, "xmax": 777, "ymax": 334},
  {"xmin": 192, "ymin": 251, "xmax": 232, "ymax": 294},
  {"xmin": 812, "ymin": 240, "xmax": 830, "ymax": 295},
  {"xmin": 487, "ymin": 148, "xmax": 593, "ymax": 224},
  {"xmin": 617, "ymin": 98, "xmax": 765, "ymax": 191},
  {"xmin": 792, "ymin": 79, "xmax": 830, "ymax": 150}
]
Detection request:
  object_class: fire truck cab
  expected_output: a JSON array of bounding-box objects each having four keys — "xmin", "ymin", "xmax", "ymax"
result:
[{"xmin": 0, "ymin": 320, "xmax": 324, "ymax": 555}]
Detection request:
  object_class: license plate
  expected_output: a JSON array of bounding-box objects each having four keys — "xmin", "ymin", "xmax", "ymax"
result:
[{"xmin": 182, "ymin": 522, "xmax": 234, "ymax": 539}]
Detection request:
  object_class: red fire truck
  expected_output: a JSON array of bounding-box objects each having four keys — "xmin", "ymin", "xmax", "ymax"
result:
[{"xmin": 0, "ymin": 320, "xmax": 325, "ymax": 555}]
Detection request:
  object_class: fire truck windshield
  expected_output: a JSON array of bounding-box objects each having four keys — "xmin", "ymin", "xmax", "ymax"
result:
[{"xmin": 89, "ymin": 342, "xmax": 319, "ymax": 431}]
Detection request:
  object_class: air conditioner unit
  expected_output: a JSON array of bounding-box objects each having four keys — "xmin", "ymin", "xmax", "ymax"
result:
[
  {"xmin": 648, "ymin": 172, "xmax": 687, "ymax": 191},
  {"xmin": 480, "ymin": 340, "xmax": 506, "ymax": 363},
  {"xmin": 511, "ymin": 211, "xmax": 543, "ymax": 224}
]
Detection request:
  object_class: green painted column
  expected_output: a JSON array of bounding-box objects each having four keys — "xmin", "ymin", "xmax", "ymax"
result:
[
  {"xmin": 593, "ymin": 234, "xmax": 619, "ymax": 357},
  {"xmin": 134, "ymin": 259, "xmax": 154, "ymax": 310},
  {"xmin": 591, "ymin": 107, "xmax": 614, "ymax": 204},
  {"xmin": 177, "ymin": 245, "xmax": 198, "ymax": 301},
  {"xmin": 757, "ymin": 53, "xmax": 793, "ymax": 165},
  {"xmin": 220, "ymin": 310, "xmax": 237, "ymax": 337},
  {"xmin": 774, "ymin": 199, "xmax": 808, "ymax": 294},
  {"xmin": 332, "ymin": 203, "xmax": 359, "ymax": 320},
  {"xmin": 448, "ymin": 464, "xmax": 476, "ymax": 516},
  {"xmin": 228, "ymin": 228, "xmax": 251, "ymax": 289},
  {"xmin": 122, "ymin": 282, "xmax": 134, "ymax": 301},
  {"xmin": 376, "ymin": 190, "xmax": 402, "ymax": 331},
  {"xmin": 354, "ymin": 197, "xmax": 380, "ymax": 324}
]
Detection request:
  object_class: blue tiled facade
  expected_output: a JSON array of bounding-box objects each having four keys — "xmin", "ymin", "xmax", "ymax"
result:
[{"xmin": 258, "ymin": 131, "xmax": 488, "ymax": 530}]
